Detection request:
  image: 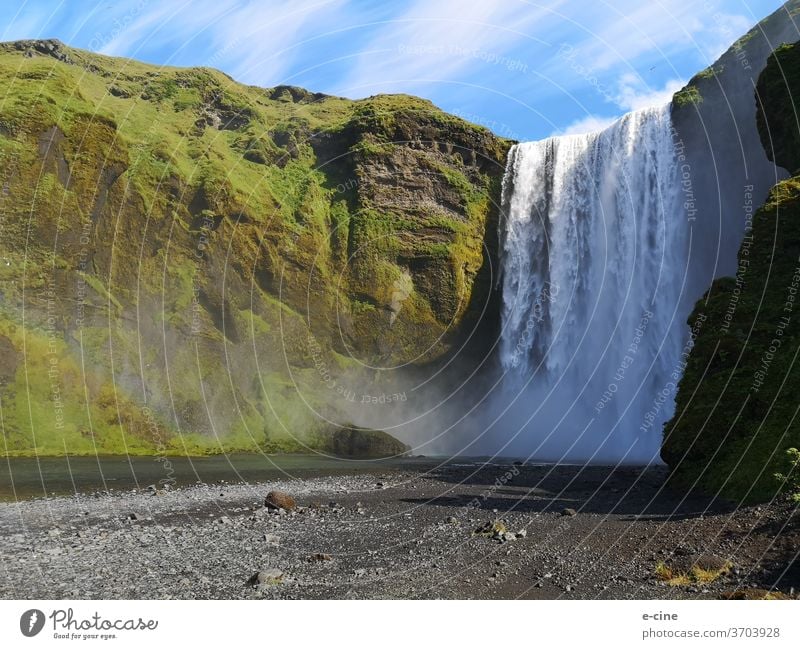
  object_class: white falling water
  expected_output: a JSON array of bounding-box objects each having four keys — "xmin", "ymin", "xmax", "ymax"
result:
[{"xmin": 498, "ymin": 104, "xmax": 690, "ymax": 463}]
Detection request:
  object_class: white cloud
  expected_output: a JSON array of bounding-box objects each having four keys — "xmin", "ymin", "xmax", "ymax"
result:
[
  {"xmin": 554, "ymin": 113, "xmax": 619, "ymax": 136},
  {"xmin": 614, "ymin": 73, "xmax": 685, "ymax": 111},
  {"xmin": 94, "ymin": 0, "xmax": 348, "ymax": 85},
  {"xmin": 554, "ymin": 1, "xmax": 753, "ymax": 73},
  {"xmin": 551, "ymin": 73, "xmax": 686, "ymax": 137},
  {"xmin": 337, "ymin": 0, "xmax": 559, "ymax": 96},
  {"xmin": 685, "ymin": 8, "xmax": 754, "ymax": 65}
]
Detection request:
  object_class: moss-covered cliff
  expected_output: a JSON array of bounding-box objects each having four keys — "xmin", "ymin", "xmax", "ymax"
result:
[
  {"xmin": 0, "ymin": 39, "xmax": 511, "ymax": 455},
  {"xmin": 662, "ymin": 41, "xmax": 800, "ymax": 502}
]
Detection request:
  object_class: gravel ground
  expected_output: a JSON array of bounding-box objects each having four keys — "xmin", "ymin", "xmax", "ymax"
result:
[{"xmin": 0, "ymin": 462, "xmax": 797, "ymax": 599}]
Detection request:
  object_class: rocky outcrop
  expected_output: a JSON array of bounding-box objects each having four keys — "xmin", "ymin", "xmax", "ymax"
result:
[
  {"xmin": 323, "ymin": 425, "xmax": 410, "ymax": 459},
  {"xmin": 669, "ymin": 0, "xmax": 797, "ymax": 298},
  {"xmin": 662, "ymin": 40, "xmax": 800, "ymax": 502},
  {"xmin": 0, "ymin": 40, "xmax": 511, "ymax": 455}
]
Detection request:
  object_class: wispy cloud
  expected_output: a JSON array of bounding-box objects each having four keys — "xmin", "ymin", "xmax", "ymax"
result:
[
  {"xmin": 336, "ymin": 0, "xmax": 557, "ymax": 97},
  {"xmin": 93, "ymin": 0, "xmax": 348, "ymax": 85},
  {"xmin": 550, "ymin": 73, "xmax": 686, "ymax": 137},
  {"xmin": 555, "ymin": 114, "xmax": 618, "ymax": 136},
  {"xmin": 614, "ymin": 73, "xmax": 685, "ymax": 111}
]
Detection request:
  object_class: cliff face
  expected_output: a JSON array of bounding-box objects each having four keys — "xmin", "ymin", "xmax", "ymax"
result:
[
  {"xmin": 662, "ymin": 41, "xmax": 800, "ymax": 502},
  {"xmin": 669, "ymin": 0, "xmax": 797, "ymax": 304},
  {"xmin": 0, "ymin": 40, "xmax": 511, "ymax": 455}
]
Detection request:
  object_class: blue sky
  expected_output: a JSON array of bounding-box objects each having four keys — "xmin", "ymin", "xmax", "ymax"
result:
[{"xmin": 0, "ymin": 0, "xmax": 787, "ymax": 141}]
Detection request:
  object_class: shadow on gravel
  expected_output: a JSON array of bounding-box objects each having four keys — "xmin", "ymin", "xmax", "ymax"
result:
[
  {"xmin": 403, "ymin": 463, "xmax": 736, "ymax": 519},
  {"xmin": 752, "ymin": 507, "xmax": 800, "ymax": 591}
]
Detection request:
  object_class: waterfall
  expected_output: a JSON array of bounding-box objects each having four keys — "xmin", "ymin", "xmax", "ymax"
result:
[{"xmin": 497, "ymin": 104, "xmax": 690, "ymax": 463}]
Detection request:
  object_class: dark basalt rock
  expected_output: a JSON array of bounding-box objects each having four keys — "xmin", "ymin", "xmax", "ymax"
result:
[
  {"xmin": 326, "ymin": 426, "xmax": 410, "ymax": 459},
  {"xmin": 264, "ymin": 491, "xmax": 296, "ymax": 511}
]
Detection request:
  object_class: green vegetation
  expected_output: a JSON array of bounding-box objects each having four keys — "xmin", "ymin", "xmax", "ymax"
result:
[
  {"xmin": 0, "ymin": 39, "xmax": 511, "ymax": 456},
  {"xmin": 655, "ymin": 559, "xmax": 732, "ymax": 587},
  {"xmin": 672, "ymin": 85, "xmax": 703, "ymax": 108},
  {"xmin": 756, "ymin": 42, "xmax": 800, "ymax": 173},
  {"xmin": 774, "ymin": 447, "xmax": 800, "ymax": 503},
  {"xmin": 662, "ymin": 41, "xmax": 800, "ymax": 502}
]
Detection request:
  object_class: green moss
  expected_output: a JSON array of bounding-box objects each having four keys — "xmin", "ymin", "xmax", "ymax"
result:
[
  {"xmin": 662, "ymin": 43, "xmax": 800, "ymax": 502},
  {"xmin": 673, "ymin": 85, "xmax": 703, "ymax": 108},
  {"xmin": 77, "ymin": 272, "xmax": 123, "ymax": 314},
  {"xmin": 0, "ymin": 39, "xmax": 510, "ymax": 457},
  {"xmin": 756, "ymin": 42, "xmax": 800, "ymax": 172}
]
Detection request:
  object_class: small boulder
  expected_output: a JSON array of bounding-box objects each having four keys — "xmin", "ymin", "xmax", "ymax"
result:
[
  {"xmin": 249, "ymin": 568, "xmax": 283, "ymax": 586},
  {"xmin": 326, "ymin": 425, "xmax": 410, "ymax": 459},
  {"xmin": 264, "ymin": 490, "xmax": 296, "ymax": 511},
  {"xmin": 475, "ymin": 520, "xmax": 507, "ymax": 540},
  {"xmin": 561, "ymin": 508, "xmax": 577, "ymax": 517}
]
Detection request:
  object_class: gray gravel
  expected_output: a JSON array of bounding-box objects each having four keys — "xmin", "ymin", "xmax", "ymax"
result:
[{"xmin": 0, "ymin": 463, "xmax": 796, "ymax": 599}]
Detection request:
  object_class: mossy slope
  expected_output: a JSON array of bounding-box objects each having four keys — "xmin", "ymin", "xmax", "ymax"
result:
[
  {"xmin": 0, "ymin": 39, "xmax": 511, "ymax": 455},
  {"xmin": 662, "ymin": 41, "xmax": 800, "ymax": 502}
]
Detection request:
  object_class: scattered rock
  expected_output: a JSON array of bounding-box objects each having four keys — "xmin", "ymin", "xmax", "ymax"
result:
[
  {"xmin": 446, "ymin": 516, "xmax": 459, "ymax": 524},
  {"xmin": 325, "ymin": 425, "xmax": 410, "ymax": 459},
  {"xmin": 264, "ymin": 534, "xmax": 280, "ymax": 545},
  {"xmin": 719, "ymin": 588, "xmax": 793, "ymax": 600},
  {"xmin": 561, "ymin": 508, "xmax": 577, "ymax": 517},
  {"xmin": 249, "ymin": 568, "xmax": 284, "ymax": 586},
  {"xmin": 125, "ymin": 513, "xmax": 139, "ymax": 521},
  {"xmin": 516, "ymin": 529, "xmax": 527, "ymax": 538},
  {"xmin": 264, "ymin": 490, "xmax": 296, "ymax": 511},
  {"xmin": 308, "ymin": 553, "xmax": 333, "ymax": 562},
  {"xmin": 216, "ymin": 516, "xmax": 232, "ymax": 525},
  {"xmin": 475, "ymin": 520, "xmax": 507, "ymax": 540}
]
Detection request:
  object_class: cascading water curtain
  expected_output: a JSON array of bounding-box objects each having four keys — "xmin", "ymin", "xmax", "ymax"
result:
[{"xmin": 497, "ymin": 104, "xmax": 691, "ymax": 463}]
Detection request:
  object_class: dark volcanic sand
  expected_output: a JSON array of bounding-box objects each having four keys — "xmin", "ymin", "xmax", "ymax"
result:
[{"xmin": 0, "ymin": 462, "xmax": 797, "ymax": 599}]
